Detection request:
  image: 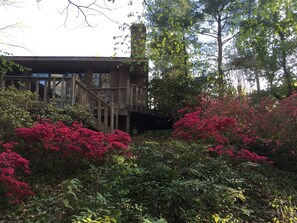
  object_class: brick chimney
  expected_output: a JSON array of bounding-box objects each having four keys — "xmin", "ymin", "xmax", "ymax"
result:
[{"xmin": 130, "ymin": 23, "xmax": 146, "ymax": 59}]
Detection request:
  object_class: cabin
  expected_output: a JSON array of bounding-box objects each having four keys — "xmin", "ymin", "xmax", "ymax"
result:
[{"xmin": 0, "ymin": 24, "xmax": 151, "ymax": 133}]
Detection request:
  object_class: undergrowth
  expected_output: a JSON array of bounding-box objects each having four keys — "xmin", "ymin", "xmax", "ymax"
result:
[{"xmin": 1, "ymin": 131, "xmax": 297, "ymax": 222}]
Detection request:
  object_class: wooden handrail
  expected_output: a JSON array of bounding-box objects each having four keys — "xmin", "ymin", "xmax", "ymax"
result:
[
  {"xmin": 88, "ymin": 83, "xmax": 148, "ymax": 112},
  {"xmin": 74, "ymin": 79, "xmax": 115, "ymax": 133},
  {"xmin": 75, "ymin": 79, "xmax": 111, "ymax": 108},
  {"xmin": 3, "ymin": 75, "xmax": 117, "ymax": 133}
]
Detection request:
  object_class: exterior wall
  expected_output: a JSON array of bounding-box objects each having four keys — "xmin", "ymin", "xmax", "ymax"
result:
[{"xmin": 110, "ymin": 68, "xmax": 130, "ymax": 88}]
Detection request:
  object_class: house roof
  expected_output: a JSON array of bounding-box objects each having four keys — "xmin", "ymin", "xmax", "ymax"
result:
[{"xmin": 5, "ymin": 56, "xmax": 147, "ymax": 74}]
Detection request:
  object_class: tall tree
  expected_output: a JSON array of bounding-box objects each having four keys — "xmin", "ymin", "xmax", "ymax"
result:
[
  {"xmin": 144, "ymin": 0, "xmax": 203, "ymax": 119},
  {"xmin": 196, "ymin": 0, "xmax": 254, "ymax": 94},
  {"xmin": 144, "ymin": 0, "xmax": 202, "ymax": 76},
  {"xmin": 234, "ymin": 0, "xmax": 297, "ymax": 97}
]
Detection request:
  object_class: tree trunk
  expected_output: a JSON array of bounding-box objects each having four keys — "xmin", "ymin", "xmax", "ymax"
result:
[
  {"xmin": 252, "ymin": 47, "xmax": 261, "ymax": 94},
  {"xmin": 217, "ymin": 15, "xmax": 224, "ymax": 95},
  {"xmin": 182, "ymin": 33, "xmax": 189, "ymax": 76},
  {"xmin": 255, "ymin": 71, "xmax": 261, "ymax": 94},
  {"xmin": 279, "ymin": 31, "xmax": 292, "ymax": 96}
]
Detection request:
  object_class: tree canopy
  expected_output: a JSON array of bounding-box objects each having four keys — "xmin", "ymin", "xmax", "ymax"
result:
[{"xmin": 143, "ymin": 0, "xmax": 297, "ymax": 98}]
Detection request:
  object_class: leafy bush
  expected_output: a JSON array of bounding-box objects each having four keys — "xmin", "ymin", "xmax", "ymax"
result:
[
  {"xmin": 0, "ymin": 87, "xmax": 35, "ymax": 138},
  {"xmin": 1, "ymin": 179, "xmax": 86, "ymax": 223},
  {"xmin": 149, "ymin": 74, "xmax": 202, "ymax": 121},
  {"xmin": 271, "ymin": 196, "xmax": 297, "ymax": 223},
  {"xmin": 127, "ymin": 140, "xmax": 249, "ymax": 222},
  {"xmin": 30, "ymin": 101, "xmax": 91, "ymax": 127},
  {"xmin": 0, "ymin": 87, "xmax": 92, "ymax": 139},
  {"xmin": 85, "ymin": 140, "xmax": 273, "ymax": 222},
  {"xmin": 97, "ymin": 139, "xmax": 296, "ymax": 222}
]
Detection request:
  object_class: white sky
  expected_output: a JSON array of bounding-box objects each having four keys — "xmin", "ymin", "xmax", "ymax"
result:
[{"xmin": 0, "ymin": 0, "xmax": 144, "ymax": 56}]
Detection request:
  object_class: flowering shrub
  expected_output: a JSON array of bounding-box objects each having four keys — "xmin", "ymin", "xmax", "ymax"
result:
[
  {"xmin": 12, "ymin": 121, "xmax": 131, "ymax": 176},
  {"xmin": 173, "ymin": 95, "xmax": 271, "ymax": 164},
  {"xmin": 256, "ymin": 93, "xmax": 297, "ymax": 170},
  {"xmin": 208, "ymin": 146, "xmax": 271, "ymax": 163},
  {"xmin": 15, "ymin": 121, "xmax": 131, "ymax": 161},
  {"xmin": 0, "ymin": 141, "xmax": 33, "ymax": 203}
]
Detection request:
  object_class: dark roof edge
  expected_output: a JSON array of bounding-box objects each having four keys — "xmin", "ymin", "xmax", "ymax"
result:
[{"xmin": 4, "ymin": 56, "xmax": 147, "ymax": 63}]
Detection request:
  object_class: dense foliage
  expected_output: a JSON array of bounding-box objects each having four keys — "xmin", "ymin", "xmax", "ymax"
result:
[
  {"xmin": 0, "ymin": 122, "xmax": 130, "ymax": 204},
  {"xmin": 149, "ymin": 74, "xmax": 202, "ymax": 120},
  {"xmin": 2, "ymin": 131, "xmax": 297, "ymax": 222}
]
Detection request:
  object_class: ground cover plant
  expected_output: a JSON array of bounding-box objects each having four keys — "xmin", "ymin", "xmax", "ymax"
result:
[{"xmin": 1, "ymin": 130, "xmax": 297, "ymax": 222}]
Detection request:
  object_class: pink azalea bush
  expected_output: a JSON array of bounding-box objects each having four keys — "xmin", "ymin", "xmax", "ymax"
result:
[
  {"xmin": 0, "ymin": 141, "xmax": 34, "ymax": 204},
  {"xmin": 15, "ymin": 121, "xmax": 131, "ymax": 161},
  {"xmin": 0, "ymin": 121, "xmax": 131, "ymax": 203},
  {"xmin": 174, "ymin": 93, "xmax": 297, "ymax": 169},
  {"xmin": 173, "ymin": 95, "xmax": 273, "ymax": 164}
]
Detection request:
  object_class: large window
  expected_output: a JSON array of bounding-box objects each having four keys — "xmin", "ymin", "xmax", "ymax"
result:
[
  {"xmin": 92, "ymin": 73, "xmax": 111, "ymax": 102},
  {"xmin": 92, "ymin": 73, "xmax": 110, "ymax": 88}
]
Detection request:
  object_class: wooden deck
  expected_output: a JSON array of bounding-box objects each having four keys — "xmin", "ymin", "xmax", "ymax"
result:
[{"xmin": 1, "ymin": 74, "xmax": 148, "ymax": 133}]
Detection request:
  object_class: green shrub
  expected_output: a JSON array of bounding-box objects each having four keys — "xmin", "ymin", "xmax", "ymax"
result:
[
  {"xmin": 271, "ymin": 196, "xmax": 297, "ymax": 223},
  {"xmin": 0, "ymin": 87, "xmax": 34, "ymax": 137},
  {"xmin": 1, "ymin": 179, "xmax": 84, "ymax": 223},
  {"xmin": 30, "ymin": 101, "xmax": 91, "ymax": 126},
  {"xmin": 0, "ymin": 87, "xmax": 91, "ymax": 139}
]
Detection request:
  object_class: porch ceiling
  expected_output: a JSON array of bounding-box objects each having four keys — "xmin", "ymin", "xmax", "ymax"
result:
[{"xmin": 5, "ymin": 56, "xmax": 146, "ymax": 74}]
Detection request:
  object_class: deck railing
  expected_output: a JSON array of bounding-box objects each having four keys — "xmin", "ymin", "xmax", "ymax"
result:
[
  {"xmin": 89, "ymin": 80, "xmax": 148, "ymax": 113},
  {"xmin": 74, "ymin": 80, "xmax": 116, "ymax": 132},
  {"xmin": 1, "ymin": 75, "xmax": 117, "ymax": 133},
  {"xmin": 1, "ymin": 74, "xmax": 149, "ymax": 132}
]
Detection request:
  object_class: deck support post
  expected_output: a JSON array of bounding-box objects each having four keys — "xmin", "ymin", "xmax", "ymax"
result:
[
  {"xmin": 126, "ymin": 112, "xmax": 130, "ymax": 133},
  {"xmin": 104, "ymin": 105, "xmax": 108, "ymax": 133},
  {"xmin": 126, "ymin": 80, "xmax": 130, "ymax": 108},
  {"xmin": 115, "ymin": 106, "xmax": 119, "ymax": 130},
  {"xmin": 111, "ymin": 103, "xmax": 115, "ymax": 132},
  {"xmin": 70, "ymin": 75, "xmax": 76, "ymax": 105}
]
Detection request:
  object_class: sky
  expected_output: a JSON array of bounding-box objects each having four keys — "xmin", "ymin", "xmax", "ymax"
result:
[{"xmin": 0, "ymin": 0, "xmax": 144, "ymax": 57}]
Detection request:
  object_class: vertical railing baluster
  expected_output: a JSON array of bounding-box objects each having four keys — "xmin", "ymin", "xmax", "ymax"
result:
[
  {"xmin": 43, "ymin": 80, "xmax": 48, "ymax": 103},
  {"xmin": 61, "ymin": 79, "xmax": 65, "ymax": 106},
  {"xmin": 52, "ymin": 78, "xmax": 56, "ymax": 100},
  {"xmin": 104, "ymin": 105, "xmax": 108, "ymax": 133},
  {"xmin": 97, "ymin": 100, "xmax": 102, "ymax": 131}
]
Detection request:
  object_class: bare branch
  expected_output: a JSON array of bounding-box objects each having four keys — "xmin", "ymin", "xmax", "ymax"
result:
[
  {"xmin": 198, "ymin": 32, "xmax": 217, "ymax": 39},
  {"xmin": 222, "ymin": 33, "xmax": 237, "ymax": 45},
  {"xmin": 38, "ymin": 0, "xmax": 122, "ymax": 27},
  {"xmin": 0, "ymin": 23, "xmax": 20, "ymax": 31},
  {"xmin": 0, "ymin": 0, "xmax": 21, "ymax": 7}
]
